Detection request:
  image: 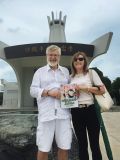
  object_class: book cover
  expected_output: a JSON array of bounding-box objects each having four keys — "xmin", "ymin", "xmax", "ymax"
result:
[{"xmin": 60, "ymin": 84, "xmax": 79, "ymax": 108}]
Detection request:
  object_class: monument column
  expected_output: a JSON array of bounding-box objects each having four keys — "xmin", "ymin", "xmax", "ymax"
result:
[{"xmin": 48, "ymin": 11, "xmax": 66, "ymax": 42}]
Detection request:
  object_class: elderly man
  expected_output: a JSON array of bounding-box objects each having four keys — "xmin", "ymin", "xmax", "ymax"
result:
[{"xmin": 30, "ymin": 45, "xmax": 72, "ymax": 160}]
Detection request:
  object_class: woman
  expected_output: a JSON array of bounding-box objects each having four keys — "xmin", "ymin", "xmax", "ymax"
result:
[{"xmin": 70, "ymin": 51, "xmax": 105, "ymax": 160}]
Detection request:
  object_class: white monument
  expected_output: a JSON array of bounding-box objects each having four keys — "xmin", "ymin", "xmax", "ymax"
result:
[
  {"xmin": 48, "ymin": 11, "xmax": 66, "ymax": 42},
  {"xmin": 0, "ymin": 11, "xmax": 113, "ymax": 109},
  {"xmin": 0, "ymin": 79, "xmax": 18, "ymax": 109}
]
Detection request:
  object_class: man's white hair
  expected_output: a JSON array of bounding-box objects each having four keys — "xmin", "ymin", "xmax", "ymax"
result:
[{"xmin": 46, "ymin": 45, "xmax": 61, "ymax": 55}]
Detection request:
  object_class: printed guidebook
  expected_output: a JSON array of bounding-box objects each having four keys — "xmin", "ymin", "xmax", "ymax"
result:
[{"xmin": 60, "ymin": 84, "xmax": 79, "ymax": 108}]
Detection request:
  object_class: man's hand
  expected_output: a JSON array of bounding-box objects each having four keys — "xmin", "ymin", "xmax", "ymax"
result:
[
  {"xmin": 48, "ymin": 90, "xmax": 61, "ymax": 99},
  {"xmin": 74, "ymin": 84, "xmax": 80, "ymax": 91},
  {"xmin": 42, "ymin": 89, "xmax": 49, "ymax": 97}
]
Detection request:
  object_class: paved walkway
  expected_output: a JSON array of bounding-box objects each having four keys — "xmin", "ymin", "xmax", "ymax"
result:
[{"xmin": 88, "ymin": 112, "xmax": 120, "ymax": 160}]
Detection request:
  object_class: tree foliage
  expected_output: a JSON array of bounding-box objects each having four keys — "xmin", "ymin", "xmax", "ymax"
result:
[
  {"xmin": 90, "ymin": 67, "xmax": 120, "ymax": 105},
  {"xmin": 111, "ymin": 77, "xmax": 120, "ymax": 105},
  {"xmin": 90, "ymin": 67, "xmax": 112, "ymax": 93}
]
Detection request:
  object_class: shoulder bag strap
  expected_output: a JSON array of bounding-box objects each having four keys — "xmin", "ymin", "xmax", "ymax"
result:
[{"xmin": 89, "ymin": 69, "xmax": 113, "ymax": 160}]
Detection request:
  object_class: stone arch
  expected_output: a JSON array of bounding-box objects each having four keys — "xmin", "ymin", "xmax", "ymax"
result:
[
  {"xmin": 0, "ymin": 58, "xmax": 21, "ymax": 108},
  {"xmin": 0, "ymin": 41, "xmax": 21, "ymax": 108}
]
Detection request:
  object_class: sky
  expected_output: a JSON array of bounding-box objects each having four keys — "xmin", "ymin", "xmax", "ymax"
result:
[{"xmin": 0, "ymin": 0, "xmax": 120, "ymax": 82}]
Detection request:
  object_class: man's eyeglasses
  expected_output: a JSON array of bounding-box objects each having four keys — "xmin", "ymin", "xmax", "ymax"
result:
[
  {"xmin": 48, "ymin": 54, "xmax": 60, "ymax": 57},
  {"xmin": 74, "ymin": 57, "xmax": 85, "ymax": 61}
]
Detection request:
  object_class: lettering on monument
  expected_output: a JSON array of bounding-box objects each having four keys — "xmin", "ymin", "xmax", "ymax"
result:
[{"xmin": 4, "ymin": 43, "xmax": 94, "ymax": 59}]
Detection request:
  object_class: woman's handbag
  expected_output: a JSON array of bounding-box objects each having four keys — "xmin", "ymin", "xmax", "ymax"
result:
[{"xmin": 89, "ymin": 69, "xmax": 114, "ymax": 112}]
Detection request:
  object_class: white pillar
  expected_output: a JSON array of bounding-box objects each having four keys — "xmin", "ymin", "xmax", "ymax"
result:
[{"xmin": 47, "ymin": 11, "xmax": 66, "ymax": 42}]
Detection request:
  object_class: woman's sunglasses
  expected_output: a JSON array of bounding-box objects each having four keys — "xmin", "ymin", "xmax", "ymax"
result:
[{"xmin": 74, "ymin": 57, "xmax": 85, "ymax": 61}]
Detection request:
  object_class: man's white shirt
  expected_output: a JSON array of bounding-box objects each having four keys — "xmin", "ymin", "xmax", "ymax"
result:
[{"xmin": 30, "ymin": 64, "xmax": 71, "ymax": 122}]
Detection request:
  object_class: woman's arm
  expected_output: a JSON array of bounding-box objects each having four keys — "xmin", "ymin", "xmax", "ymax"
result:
[
  {"xmin": 87, "ymin": 85, "xmax": 105, "ymax": 95},
  {"xmin": 76, "ymin": 85, "xmax": 105, "ymax": 95}
]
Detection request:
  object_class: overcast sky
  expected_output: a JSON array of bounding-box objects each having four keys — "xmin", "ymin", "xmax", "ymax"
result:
[{"xmin": 0, "ymin": 0, "xmax": 120, "ymax": 82}]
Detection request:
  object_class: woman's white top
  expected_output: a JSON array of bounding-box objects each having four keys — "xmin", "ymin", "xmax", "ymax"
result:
[{"xmin": 70, "ymin": 70, "xmax": 103, "ymax": 105}]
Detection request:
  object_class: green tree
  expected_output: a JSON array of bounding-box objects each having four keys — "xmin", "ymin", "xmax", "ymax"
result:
[
  {"xmin": 111, "ymin": 77, "xmax": 120, "ymax": 105},
  {"xmin": 90, "ymin": 67, "xmax": 103, "ymax": 78},
  {"xmin": 102, "ymin": 76, "xmax": 112, "ymax": 94},
  {"xmin": 90, "ymin": 67, "xmax": 112, "ymax": 94}
]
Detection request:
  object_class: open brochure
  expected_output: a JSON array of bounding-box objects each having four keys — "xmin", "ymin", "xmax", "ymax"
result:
[{"xmin": 60, "ymin": 84, "xmax": 79, "ymax": 108}]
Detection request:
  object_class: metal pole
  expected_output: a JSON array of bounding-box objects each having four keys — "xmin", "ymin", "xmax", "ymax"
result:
[{"xmin": 94, "ymin": 98, "xmax": 113, "ymax": 160}]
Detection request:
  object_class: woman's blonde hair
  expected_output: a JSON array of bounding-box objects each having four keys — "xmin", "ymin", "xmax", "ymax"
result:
[{"xmin": 71, "ymin": 51, "xmax": 88, "ymax": 77}]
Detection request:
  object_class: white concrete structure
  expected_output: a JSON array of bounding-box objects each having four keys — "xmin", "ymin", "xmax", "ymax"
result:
[
  {"xmin": 0, "ymin": 11, "xmax": 113, "ymax": 109},
  {"xmin": 0, "ymin": 79, "xmax": 18, "ymax": 108},
  {"xmin": 48, "ymin": 11, "xmax": 66, "ymax": 42},
  {"xmin": 0, "ymin": 82, "xmax": 4, "ymax": 93}
]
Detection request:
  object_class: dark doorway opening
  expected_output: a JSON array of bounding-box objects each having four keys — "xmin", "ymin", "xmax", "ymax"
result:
[{"xmin": 0, "ymin": 92, "xmax": 3, "ymax": 105}]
